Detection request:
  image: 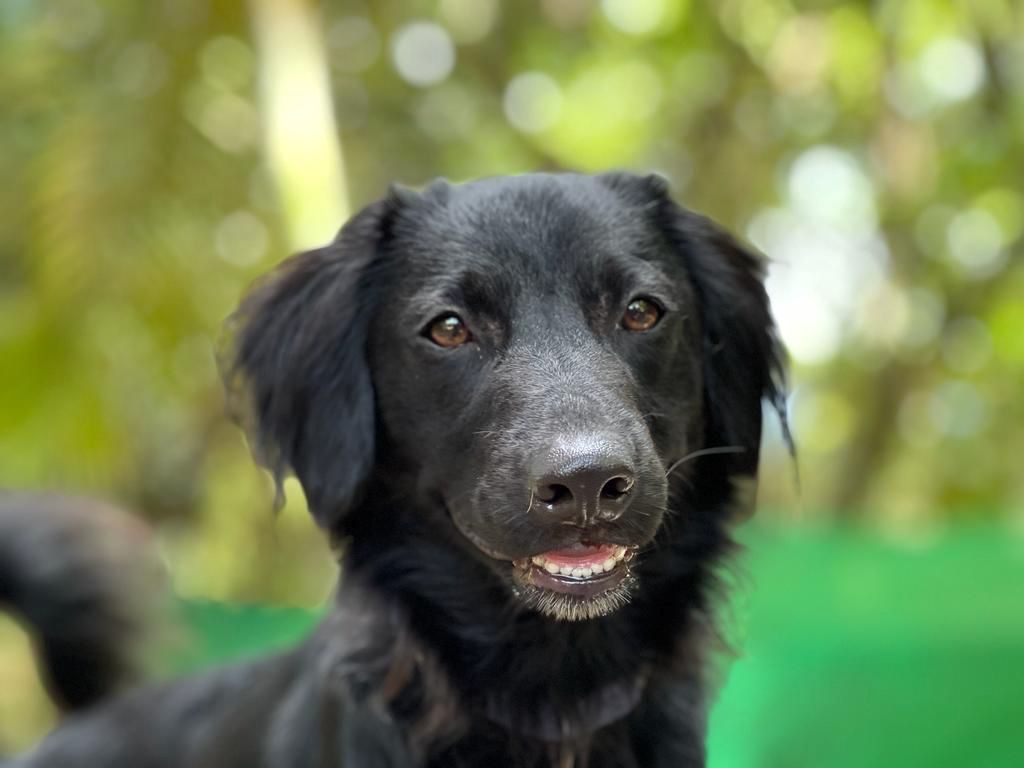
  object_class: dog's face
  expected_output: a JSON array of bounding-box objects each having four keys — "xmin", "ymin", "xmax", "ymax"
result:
[
  {"xmin": 368, "ymin": 177, "xmax": 701, "ymax": 619},
  {"xmin": 225, "ymin": 173, "xmax": 784, "ymax": 622}
]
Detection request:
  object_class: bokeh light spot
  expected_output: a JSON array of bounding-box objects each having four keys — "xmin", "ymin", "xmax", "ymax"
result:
[
  {"xmin": 391, "ymin": 22, "xmax": 456, "ymax": 88},
  {"xmin": 946, "ymin": 208, "xmax": 1008, "ymax": 279},
  {"xmin": 918, "ymin": 37, "xmax": 985, "ymax": 104},
  {"xmin": 504, "ymin": 72, "xmax": 563, "ymax": 134},
  {"xmin": 601, "ymin": 0, "xmax": 667, "ymax": 36},
  {"xmin": 215, "ymin": 211, "xmax": 269, "ymax": 267},
  {"xmin": 787, "ymin": 145, "xmax": 877, "ymax": 232},
  {"xmin": 186, "ymin": 89, "xmax": 259, "ymax": 153},
  {"xmin": 767, "ymin": 14, "xmax": 829, "ymax": 94},
  {"xmin": 856, "ymin": 281, "xmax": 911, "ymax": 349},
  {"xmin": 440, "ymin": 0, "xmax": 500, "ymax": 44}
]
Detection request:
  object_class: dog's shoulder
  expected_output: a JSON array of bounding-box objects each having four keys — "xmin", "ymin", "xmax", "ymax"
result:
[{"xmin": 311, "ymin": 583, "xmax": 467, "ymax": 760}]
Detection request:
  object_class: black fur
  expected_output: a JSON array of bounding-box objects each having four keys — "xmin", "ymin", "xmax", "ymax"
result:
[
  {"xmin": 3, "ymin": 172, "xmax": 787, "ymax": 768},
  {"xmin": 0, "ymin": 494, "xmax": 151, "ymax": 712},
  {"xmin": 222, "ymin": 199, "xmax": 392, "ymax": 528}
]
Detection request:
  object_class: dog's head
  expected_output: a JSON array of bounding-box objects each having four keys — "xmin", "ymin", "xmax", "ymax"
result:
[{"xmin": 223, "ymin": 173, "xmax": 786, "ymax": 621}]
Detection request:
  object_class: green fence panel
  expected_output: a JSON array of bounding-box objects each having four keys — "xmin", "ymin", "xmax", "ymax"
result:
[{"xmin": 708, "ymin": 524, "xmax": 1024, "ymax": 768}]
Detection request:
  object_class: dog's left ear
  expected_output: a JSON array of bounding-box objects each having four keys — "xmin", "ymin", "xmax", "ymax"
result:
[
  {"xmin": 668, "ymin": 202, "xmax": 791, "ymax": 477},
  {"xmin": 221, "ymin": 198, "xmax": 395, "ymax": 530},
  {"xmin": 601, "ymin": 172, "xmax": 791, "ymax": 478}
]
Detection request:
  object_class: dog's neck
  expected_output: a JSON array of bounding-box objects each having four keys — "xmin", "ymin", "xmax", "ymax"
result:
[
  {"xmin": 482, "ymin": 667, "xmax": 649, "ymax": 742},
  {"xmin": 327, "ymin": 573, "xmax": 654, "ymax": 765}
]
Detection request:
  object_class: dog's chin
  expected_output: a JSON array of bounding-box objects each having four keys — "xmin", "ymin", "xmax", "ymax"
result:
[{"xmin": 511, "ymin": 569, "xmax": 637, "ymax": 621}]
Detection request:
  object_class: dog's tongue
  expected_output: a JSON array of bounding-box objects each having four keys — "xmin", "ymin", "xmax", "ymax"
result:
[{"xmin": 540, "ymin": 544, "xmax": 618, "ymax": 569}]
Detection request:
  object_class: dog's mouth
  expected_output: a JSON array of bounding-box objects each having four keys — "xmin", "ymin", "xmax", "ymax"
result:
[
  {"xmin": 510, "ymin": 543, "xmax": 639, "ymax": 621},
  {"xmin": 446, "ymin": 506, "xmax": 641, "ymax": 620},
  {"xmin": 512, "ymin": 543, "xmax": 634, "ymax": 597}
]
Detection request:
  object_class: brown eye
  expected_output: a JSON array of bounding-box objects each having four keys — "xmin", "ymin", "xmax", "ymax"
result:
[
  {"xmin": 622, "ymin": 297, "xmax": 662, "ymax": 332},
  {"xmin": 427, "ymin": 313, "xmax": 471, "ymax": 347}
]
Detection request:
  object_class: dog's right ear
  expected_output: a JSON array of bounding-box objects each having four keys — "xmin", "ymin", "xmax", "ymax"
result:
[{"xmin": 221, "ymin": 197, "xmax": 395, "ymax": 531}]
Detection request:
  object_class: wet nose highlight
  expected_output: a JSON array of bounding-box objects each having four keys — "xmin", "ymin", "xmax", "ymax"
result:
[{"xmin": 531, "ymin": 442, "xmax": 636, "ymax": 525}]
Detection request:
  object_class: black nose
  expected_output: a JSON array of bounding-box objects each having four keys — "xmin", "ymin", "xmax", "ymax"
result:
[{"xmin": 532, "ymin": 440, "xmax": 636, "ymax": 525}]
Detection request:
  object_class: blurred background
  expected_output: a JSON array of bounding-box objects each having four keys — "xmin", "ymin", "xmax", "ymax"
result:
[{"xmin": 1, "ymin": 0, "xmax": 1021, "ymax": 764}]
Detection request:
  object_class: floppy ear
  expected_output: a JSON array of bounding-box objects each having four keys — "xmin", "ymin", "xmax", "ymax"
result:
[
  {"xmin": 601, "ymin": 172, "xmax": 790, "ymax": 478},
  {"xmin": 221, "ymin": 198, "xmax": 393, "ymax": 530},
  {"xmin": 656, "ymin": 185, "xmax": 790, "ymax": 478}
]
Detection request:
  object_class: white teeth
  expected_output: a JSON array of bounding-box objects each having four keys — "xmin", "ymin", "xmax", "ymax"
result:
[{"xmin": 528, "ymin": 547, "xmax": 632, "ymax": 580}]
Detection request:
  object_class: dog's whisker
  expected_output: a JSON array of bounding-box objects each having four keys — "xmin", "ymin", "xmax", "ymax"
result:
[
  {"xmin": 664, "ymin": 446, "xmax": 746, "ymax": 478},
  {"xmin": 639, "ymin": 411, "xmax": 668, "ymax": 421}
]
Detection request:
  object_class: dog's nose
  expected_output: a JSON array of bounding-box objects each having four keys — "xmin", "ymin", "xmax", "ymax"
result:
[{"xmin": 532, "ymin": 441, "xmax": 636, "ymax": 525}]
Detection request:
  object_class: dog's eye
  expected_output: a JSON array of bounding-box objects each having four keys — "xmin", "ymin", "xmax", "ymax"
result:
[
  {"xmin": 621, "ymin": 298, "xmax": 662, "ymax": 332},
  {"xmin": 426, "ymin": 313, "xmax": 471, "ymax": 348}
]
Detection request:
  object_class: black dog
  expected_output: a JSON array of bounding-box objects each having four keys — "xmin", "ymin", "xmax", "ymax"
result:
[{"xmin": 1, "ymin": 172, "xmax": 787, "ymax": 767}]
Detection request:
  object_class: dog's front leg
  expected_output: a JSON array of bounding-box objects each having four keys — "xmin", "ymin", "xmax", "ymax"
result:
[{"xmin": 314, "ymin": 684, "xmax": 419, "ymax": 768}]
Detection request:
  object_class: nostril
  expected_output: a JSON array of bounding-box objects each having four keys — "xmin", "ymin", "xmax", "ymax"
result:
[
  {"xmin": 536, "ymin": 483, "xmax": 573, "ymax": 506},
  {"xmin": 600, "ymin": 475, "xmax": 634, "ymax": 501}
]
